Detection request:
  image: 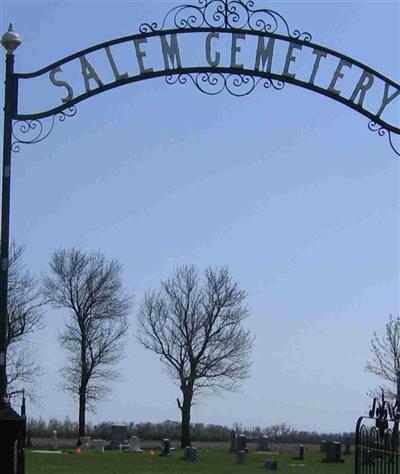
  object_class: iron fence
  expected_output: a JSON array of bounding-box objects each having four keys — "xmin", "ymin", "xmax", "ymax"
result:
[{"xmin": 355, "ymin": 395, "xmax": 400, "ymax": 474}]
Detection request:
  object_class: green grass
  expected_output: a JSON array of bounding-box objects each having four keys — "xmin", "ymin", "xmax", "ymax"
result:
[{"xmin": 27, "ymin": 448, "xmax": 355, "ymax": 474}]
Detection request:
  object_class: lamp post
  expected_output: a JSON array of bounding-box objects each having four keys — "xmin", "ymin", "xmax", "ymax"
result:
[{"xmin": 0, "ymin": 23, "xmax": 25, "ymax": 474}]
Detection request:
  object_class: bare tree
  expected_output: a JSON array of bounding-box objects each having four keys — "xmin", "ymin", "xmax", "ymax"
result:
[
  {"xmin": 7, "ymin": 241, "xmax": 44, "ymax": 398},
  {"xmin": 42, "ymin": 249, "xmax": 131, "ymax": 441},
  {"xmin": 137, "ymin": 265, "xmax": 254, "ymax": 448},
  {"xmin": 366, "ymin": 314, "xmax": 400, "ymax": 406},
  {"xmin": 7, "ymin": 343, "xmax": 42, "ymax": 398}
]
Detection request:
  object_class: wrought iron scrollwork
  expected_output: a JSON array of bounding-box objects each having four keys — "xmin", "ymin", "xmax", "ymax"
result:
[
  {"xmin": 140, "ymin": 0, "xmax": 312, "ymax": 41},
  {"xmin": 368, "ymin": 121, "xmax": 400, "ymax": 157},
  {"xmin": 11, "ymin": 106, "xmax": 77, "ymax": 153},
  {"xmin": 166, "ymin": 72, "xmax": 284, "ymax": 96}
]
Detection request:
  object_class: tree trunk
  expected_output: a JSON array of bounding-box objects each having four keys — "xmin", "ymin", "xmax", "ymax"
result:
[
  {"xmin": 78, "ymin": 327, "xmax": 87, "ymax": 442},
  {"xmin": 180, "ymin": 404, "xmax": 191, "ymax": 448},
  {"xmin": 180, "ymin": 392, "xmax": 192, "ymax": 448},
  {"xmin": 397, "ymin": 377, "xmax": 400, "ymax": 409},
  {"xmin": 78, "ymin": 388, "xmax": 86, "ymax": 440}
]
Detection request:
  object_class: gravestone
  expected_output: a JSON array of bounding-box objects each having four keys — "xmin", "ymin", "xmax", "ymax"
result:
[
  {"xmin": 235, "ymin": 435, "xmax": 241, "ymax": 452},
  {"xmin": 185, "ymin": 446, "xmax": 197, "ymax": 461},
  {"xmin": 109, "ymin": 424, "xmax": 128, "ymax": 450},
  {"xmin": 81, "ymin": 437, "xmax": 91, "ymax": 450},
  {"xmin": 344, "ymin": 437, "xmax": 351, "ymax": 455},
  {"xmin": 229, "ymin": 430, "xmax": 237, "ymax": 452},
  {"xmin": 236, "ymin": 450, "xmax": 246, "ymax": 464},
  {"xmin": 320, "ymin": 440, "xmax": 327, "ymax": 452},
  {"xmin": 160, "ymin": 438, "xmax": 171, "ymax": 456},
  {"xmin": 127, "ymin": 436, "xmax": 143, "ymax": 453},
  {"xmin": 322, "ymin": 441, "xmax": 344, "ymax": 463},
  {"xmin": 237, "ymin": 434, "xmax": 247, "ymax": 453},
  {"xmin": 52, "ymin": 430, "xmax": 58, "ymax": 450},
  {"xmin": 298, "ymin": 445, "xmax": 304, "ymax": 460},
  {"xmin": 258, "ymin": 436, "xmax": 269, "ymax": 451},
  {"xmin": 92, "ymin": 439, "xmax": 106, "ymax": 453},
  {"xmin": 264, "ymin": 459, "xmax": 278, "ymax": 470}
]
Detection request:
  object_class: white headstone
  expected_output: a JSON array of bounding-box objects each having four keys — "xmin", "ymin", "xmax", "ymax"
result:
[
  {"xmin": 127, "ymin": 436, "xmax": 143, "ymax": 453},
  {"xmin": 92, "ymin": 439, "xmax": 106, "ymax": 453}
]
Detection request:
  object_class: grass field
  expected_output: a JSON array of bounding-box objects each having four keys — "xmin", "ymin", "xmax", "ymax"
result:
[{"xmin": 27, "ymin": 448, "xmax": 355, "ymax": 473}]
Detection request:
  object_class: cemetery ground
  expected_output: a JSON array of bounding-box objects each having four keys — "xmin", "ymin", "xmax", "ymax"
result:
[{"xmin": 27, "ymin": 447, "xmax": 355, "ymax": 474}]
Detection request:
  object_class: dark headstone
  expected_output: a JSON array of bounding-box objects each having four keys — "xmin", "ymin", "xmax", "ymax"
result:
[
  {"xmin": 264, "ymin": 459, "xmax": 278, "ymax": 470},
  {"xmin": 322, "ymin": 441, "xmax": 344, "ymax": 463},
  {"xmin": 298, "ymin": 445, "xmax": 304, "ymax": 460},
  {"xmin": 229, "ymin": 430, "xmax": 236, "ymax": 452},
  {"xmin": 239, "ymin": 434, "xmax": 247, "ymax": 451},
  {"xmin": 184, "ymin": 446, "xmax": 197, "ymax": 461},
  {"xmin": 108, "ymin": 424, "xmax": 128, "ymax": 450},
  {"xmin": 236, "ymin": 450, "xmax": 246, "ymax": 464},
  {"xmin": 160, "ymin": 438, "xmax": 171, "ymax": 456},
  {"xmin": 344, "ymin": 437, "xmax": 351, "ymax": 455},
  {"xmin": 258, "ymin": 436, "xmax": 269, "ymax": 451},
  {"xmin": 320, "ymin": 440, "xmax": 327, "ymax": 452}
]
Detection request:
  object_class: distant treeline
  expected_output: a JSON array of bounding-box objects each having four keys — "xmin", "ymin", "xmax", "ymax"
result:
[{"xmin": 27, "ymin": 418, "xmax": 354, "ymax": 443}]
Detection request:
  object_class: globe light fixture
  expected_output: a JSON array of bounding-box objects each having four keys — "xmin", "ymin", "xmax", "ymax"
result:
[{"xmin": 1, "ymin": 23, "xmax": 22, "ymax": 55}]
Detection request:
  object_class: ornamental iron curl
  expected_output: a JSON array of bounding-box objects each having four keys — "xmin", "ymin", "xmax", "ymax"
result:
[
  {"xmin": 165, "ymin": 71, "xmax": 284, "ymax": 96},
  {"xmin": 11, "ymin": 106, "xmax": 77, "ymax": 153},
  {"xmin": 140, "ymin": 0, "xmax": 312, "ymax": 41},
  {"xmin": 368, "ymin": 121, "xmax": 400, "ymax": 157}
]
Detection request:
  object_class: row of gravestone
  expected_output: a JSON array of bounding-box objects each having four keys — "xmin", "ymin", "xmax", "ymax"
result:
[
  {"xmin": 108, "ymin": 426, "xmax": 352, "ymax": 461},
  {"xmin": 159, "ymin": 439, "xmax": 276, "ymax": 468},
  {"xmin": 163, "ymin": 438, "xmax": 351, "ymax": 465},
  {"xmin": 51, "ymin": 424, "xmax": 352, "ymax": 463},
  {"xmin": 78, "ymin": 435, "xmax": 143, "ymax": 453},
  {"xmin": 51, "ymin": 425, "xmax": 193, "ymax": 458},
  {"xmin": 230, "ymin": 432, "xmax": 352, "ymax": 454},
  {"xmin": 50, "ymin": 425, "xmax": 143, "ymax": 452},
  {"xmin": 234, "ymin": 440, "xmax": 350, "ymax": 469}
]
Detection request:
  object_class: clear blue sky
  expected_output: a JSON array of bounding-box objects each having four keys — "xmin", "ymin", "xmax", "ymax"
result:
[{"xmin": 1, "ymin": 0, "xmax": 399, "ymax": 434}]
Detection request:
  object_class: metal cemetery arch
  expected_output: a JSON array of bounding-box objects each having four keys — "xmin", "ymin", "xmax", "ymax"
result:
[
  {"xmin": 10, "ymin": 0, "xmax": 400, "ymax": 154},
  {"xmin": 0, "ymin": 1, "xmax": 399, "ymax": 473}
]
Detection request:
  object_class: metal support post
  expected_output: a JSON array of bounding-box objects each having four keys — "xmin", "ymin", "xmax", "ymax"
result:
[{"xmin": 0, "ymin": 23, "xmax": 25, "ymax": 474}]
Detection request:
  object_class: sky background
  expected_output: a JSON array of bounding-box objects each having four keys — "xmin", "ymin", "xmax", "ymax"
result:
[{"xmin": 0, "ymin": 0, "xmax": 399, "ymax": 434}]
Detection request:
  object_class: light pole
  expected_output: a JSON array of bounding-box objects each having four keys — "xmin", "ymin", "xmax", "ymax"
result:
[{"xmin": 0, "ymin": 23, "xmax": 25, "ymax": 474}]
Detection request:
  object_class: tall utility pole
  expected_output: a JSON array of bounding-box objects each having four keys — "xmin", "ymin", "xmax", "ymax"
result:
[{"xmin": 0, "ymin": 23, "xmax": 26, "ymax": 474}]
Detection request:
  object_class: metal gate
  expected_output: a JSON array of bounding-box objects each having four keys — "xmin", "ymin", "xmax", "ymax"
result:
[{"xmin": 355, "ymin": 394, "xmax": 400, "ymax": 474}]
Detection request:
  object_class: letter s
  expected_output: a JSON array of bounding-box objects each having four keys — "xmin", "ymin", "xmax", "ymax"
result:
[{"xmin": 49, "ymin": 66, "xmax": 74, "ymax": 104}]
